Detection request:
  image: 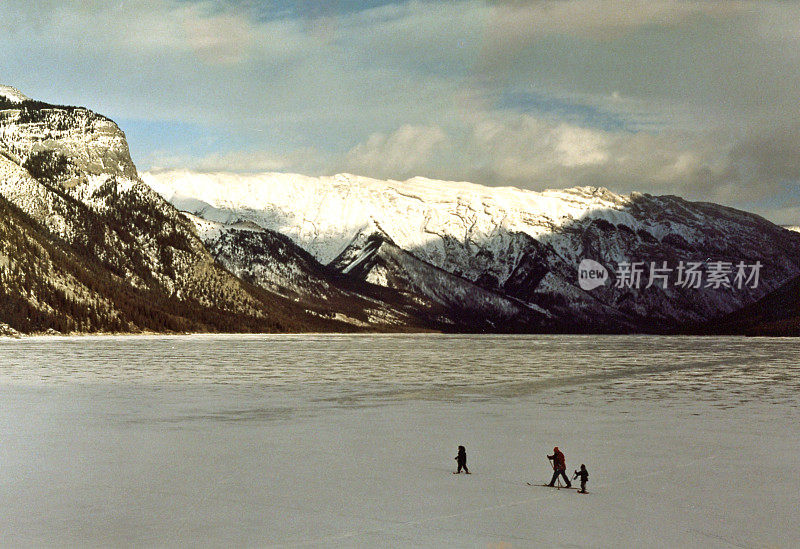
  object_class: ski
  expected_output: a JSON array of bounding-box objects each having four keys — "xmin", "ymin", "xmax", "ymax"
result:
[{"xmin": 526, "ymin": 483, "xmax": 577, "ymax": 490}]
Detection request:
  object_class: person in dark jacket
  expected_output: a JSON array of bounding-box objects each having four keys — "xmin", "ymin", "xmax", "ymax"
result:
[
  {"xmin": 573, "ymin": 464, "xmax": 589, "ymax": 493},
  {"xmin": 454, "ymin": 445, "xmax": 470, "ymax": 474},
  {"xmin": 547, "ymin": 446, "xmax": 571, "ymax": 487}
]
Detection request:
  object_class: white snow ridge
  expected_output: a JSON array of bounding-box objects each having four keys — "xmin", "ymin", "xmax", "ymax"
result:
[
  {"xmin": 143, "ymin": 170, "xmax": 634, "ymax": 267},
  {"xmin": 0, "ymin": 85, "xmax": 30, "ymax": 103}
]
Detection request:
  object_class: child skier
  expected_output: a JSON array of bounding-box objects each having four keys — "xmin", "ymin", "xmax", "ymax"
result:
[
  {"xmin": 573, "ymin": 464, "xmax": 589, "ymax": 493},
  {"xmin": 454, "ymin": 445, "xmax": 470, "ymax": 474}
]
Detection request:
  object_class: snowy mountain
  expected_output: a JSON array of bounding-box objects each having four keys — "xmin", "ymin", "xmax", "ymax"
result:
[
  {"xmin": 0, "ymin": 85, "xmax": 29, "ymax": 104},
  {"xmin": 145, "ymin": 170, "xmax": 800, "ymax": 332},
  {"xmin": 184, "ymin": 213, "xmax": 453, "ymax": 330},
  {"xmin": 184, "ymin": 213, "xmax": 544, "ymax": 331},
  {"xmin": 328, "ymin": 231, "xmax": 548, "ymax": 331},
  {"xmin": 4, "ymin": 85, "xmax": 800, "ymax": 334},
  {"xmin": 687, "ymin": 273, "xmax": 800, "ymax": 336},
  {"xmin": 0, "ymin": 87, "xmax": 367, "ymax": 333}
]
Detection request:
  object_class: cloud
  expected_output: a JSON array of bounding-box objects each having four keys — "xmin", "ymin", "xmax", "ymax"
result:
[
  {"xmin": 728, "ymin": 124, "xmax": 800, "ymax": 188},
  {"xmin": 3, "ymin": 0, "xmax": 794, "ymax": 132},
  {"xmin": 1, "ymin": 0, "xmax": 800, "ymax": 221},
  {"xmin": 145, "ymin": 146, "xmax": 332, "ymax": 174},
  {"xmin": 181, "ymin": 6, "xmax": 257, "ymax": 66},
  {"xmin": 480, "ymin": 0, "xmax": 743, "ymax": 53},
  {"xmin": 335, "ymin": 110, "xmax": 799, "ymax": 210},
  {"xmin": 345, "ymin": 125, "xmax": 449, "ymax": 176}
]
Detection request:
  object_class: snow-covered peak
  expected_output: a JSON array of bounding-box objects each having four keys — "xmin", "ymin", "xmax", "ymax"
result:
[
  {"xmin": 143, "ymin": 166, "xmax": 800, "ymax": 328},
  {"xmin": 0, "ymin": 85, "xmax": 30, "ymax": 103},
  {"xmin": 144, "ymin": 169, "xmax": 639, "ymax": 265},
  {"xmin": 147, "ymin": 169, "xmax": 628, "ymax": 215},
  {"xmin": 142, "ymin": 168, "xmax": 800, "ymax": 330}
]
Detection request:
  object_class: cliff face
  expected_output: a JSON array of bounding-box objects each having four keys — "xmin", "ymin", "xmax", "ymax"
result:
[{"xmin": 0, "ymin": 86, "xmax": 357, "ymax": 334}]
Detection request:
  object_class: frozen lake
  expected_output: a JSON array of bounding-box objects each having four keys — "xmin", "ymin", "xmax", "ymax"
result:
[{"xmin": 0, "ymin": 335, "xmax": 798, "ymax": 547}]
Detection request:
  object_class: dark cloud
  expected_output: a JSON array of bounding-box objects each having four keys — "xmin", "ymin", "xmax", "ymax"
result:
[{"xmin": 2, "ymin": 0, "xmax": 799, "ymax": 222}]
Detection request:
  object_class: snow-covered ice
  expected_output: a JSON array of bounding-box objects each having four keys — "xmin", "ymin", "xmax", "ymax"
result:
[{"xmin": 0, "ymin": 334, "xmax": 797, "ymax": 547}]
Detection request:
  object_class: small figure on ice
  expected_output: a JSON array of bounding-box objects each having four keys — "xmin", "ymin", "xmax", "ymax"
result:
[
  {"xmin": 547, "ymin": 446, "xmax": 571, "ymax": 487},
  {"xmin": 573, "ymin": 464, "xmax": 589, "ymax": 493},
  {"xmin": 454, "ymin": 445, "xmax": 470, "ymax": 474}
]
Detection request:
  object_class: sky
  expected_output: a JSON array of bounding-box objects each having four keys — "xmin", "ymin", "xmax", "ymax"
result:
[{"xmin": 2, "ymin": 0, "xmax": 800, "ymax": 223}]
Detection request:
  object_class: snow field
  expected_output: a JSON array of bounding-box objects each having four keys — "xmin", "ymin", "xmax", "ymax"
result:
[{"xmin": 0, "ymin": 384, "xmax": 797, "ymax": 547}]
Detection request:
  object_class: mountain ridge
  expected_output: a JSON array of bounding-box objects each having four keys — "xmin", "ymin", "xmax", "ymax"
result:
[
  {"xmin": 3, "ymin": 85, "xmax": 800, "ymax": 335},
  {"xmin": 146, "ymin": 169, "xmax": 800, "ymax": 332}
]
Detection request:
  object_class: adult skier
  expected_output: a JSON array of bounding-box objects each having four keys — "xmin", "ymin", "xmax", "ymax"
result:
[{"xmin": 547, "ymin": 446, "xmax": 571, "ymax": 487}]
